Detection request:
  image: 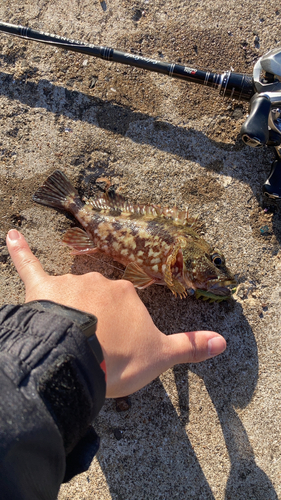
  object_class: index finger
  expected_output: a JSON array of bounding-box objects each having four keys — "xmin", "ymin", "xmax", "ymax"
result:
[{"xmin": 6, "ymin": 230, "xmax": 47, "ymax": 287}]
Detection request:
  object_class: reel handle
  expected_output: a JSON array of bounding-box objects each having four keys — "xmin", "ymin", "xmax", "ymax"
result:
[
  {"xmin": 241, "ymin": 94, "xmax": 271, "ymax": 147},
  {"xmin": 263, "ymin": 148, "xmax": 281, "ymax": 200}
]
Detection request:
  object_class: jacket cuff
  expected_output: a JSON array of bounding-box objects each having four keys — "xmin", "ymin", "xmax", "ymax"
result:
[
  {"xmin": 25, "ymin": 300, "xmax": 106, "ymax": 380},
  {"xmin": 0, "ymin": 303, "xmax": 106, "ymax": 455}
]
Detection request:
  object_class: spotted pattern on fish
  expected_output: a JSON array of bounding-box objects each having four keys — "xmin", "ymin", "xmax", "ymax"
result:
[{"xmin": 32, "ymin": 170, "xmax": 236, "ymax": 300}]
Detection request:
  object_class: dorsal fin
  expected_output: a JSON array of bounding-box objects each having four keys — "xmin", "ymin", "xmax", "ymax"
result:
[
  {"xmin": 84, "ymin": 192, "xmax": 197, "ymax": 227},
  {"xmin": 84, "ymin": 193, "xmax": 161, "ymax": 217}
]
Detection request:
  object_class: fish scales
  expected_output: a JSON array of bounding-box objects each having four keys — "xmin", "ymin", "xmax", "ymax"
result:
[
  {"xmin": 33, "ymin": 170, "xmax": 236, "ymax": 301},
  {"xmin": 80, "ymin": 213, "xmax": 172, "ymax": 276}
]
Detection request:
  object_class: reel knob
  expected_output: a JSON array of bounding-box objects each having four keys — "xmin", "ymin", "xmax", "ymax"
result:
[
  {"xmin": 263, "ymin": 149, "xmax": 281, "ymax": 200},
  {"xmin": 241, "ymin": 94, "xmax": 271, "ymax": 147}
]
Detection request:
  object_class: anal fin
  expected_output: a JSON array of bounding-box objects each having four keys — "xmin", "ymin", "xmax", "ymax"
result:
[
  {"xmin": 62, "ymin": 227, "xmax": 98, "ymax": 255},
  {"xmin": 123, "ymin": 262, "xmax": 156, "ymax": 289}
]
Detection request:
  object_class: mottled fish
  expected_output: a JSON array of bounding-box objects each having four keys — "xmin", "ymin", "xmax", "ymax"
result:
[{"xmin": 33, "ymin": 170, "xmax": 236, "ymax": 301}]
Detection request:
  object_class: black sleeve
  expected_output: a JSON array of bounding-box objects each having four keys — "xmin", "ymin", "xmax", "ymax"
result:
[{"xmin": 0, "ymin": 303, "xmax": 106, "ymax": 500}]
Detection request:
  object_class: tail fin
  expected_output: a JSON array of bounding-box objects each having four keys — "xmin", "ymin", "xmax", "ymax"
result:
[{"xmin": 32, "ymin": 170, "xmax": 80, "ymax": 211}]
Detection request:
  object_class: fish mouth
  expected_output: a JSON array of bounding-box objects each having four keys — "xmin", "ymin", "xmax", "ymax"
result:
[
  {"xmin": 195, "ymin": 287, "xmax": 236, "ymax": 302},
  {"xmin": 196, "ymin": 279, "xmax": 236, "ymax": 302},
  {"xmin": 203, "ymin": 277, "xmax": 237, "ymax": 297}
]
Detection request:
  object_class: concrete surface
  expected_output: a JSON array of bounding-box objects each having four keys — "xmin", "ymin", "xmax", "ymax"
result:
[{"xmin": 0, "ymin": 0, "xmax": 281, "ymax": 499}]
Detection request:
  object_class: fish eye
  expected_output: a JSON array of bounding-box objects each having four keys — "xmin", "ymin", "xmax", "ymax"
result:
[{"xmin": 211, "ymin": 253, "xmax": 223, "ymax": 266}]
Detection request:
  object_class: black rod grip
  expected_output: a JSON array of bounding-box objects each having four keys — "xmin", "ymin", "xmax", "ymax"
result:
[{"xmin": 241, "ymin": 94, "xmax": 271, "ymax": 147}]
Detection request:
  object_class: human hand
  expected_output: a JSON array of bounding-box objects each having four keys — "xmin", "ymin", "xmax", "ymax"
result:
[{"xmin": 6, "ymin": 229, "xmax": 226, "ymax": 398}]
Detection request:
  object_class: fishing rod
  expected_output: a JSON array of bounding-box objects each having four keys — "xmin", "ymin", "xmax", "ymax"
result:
[
  {"xmin": 0, "ymin": 22, "xmax": 255, "ymax": 99},
  {"xmin": 1, "ymin": 21, "xmax": 281, "ymax": 200}
]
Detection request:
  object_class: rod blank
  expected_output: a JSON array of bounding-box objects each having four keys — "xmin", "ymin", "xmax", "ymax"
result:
[{"xmin": 0, "ymin": 21, "xmax": 255, "ymax": 101}]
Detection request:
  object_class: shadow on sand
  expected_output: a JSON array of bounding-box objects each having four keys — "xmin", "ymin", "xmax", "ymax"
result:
[
  {"xmin": 1, "ymin": 70, "xmax": 280, "ymax": 242},
  {"xmin": 94, "ymin": 286, "xmax": 277, "ymax": 499},
  {"xmin": 69, "ymin": 249, "xmax": 277, "ymax": 499}
]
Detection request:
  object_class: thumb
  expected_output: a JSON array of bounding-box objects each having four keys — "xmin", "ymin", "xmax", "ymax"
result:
[
  {"xmin": 6, "ymin": 229, "xmax": 47, "ymax": 289},
  {"xmin": 164, "ymin": 330, "xmax": 226, "ymax": 366}
]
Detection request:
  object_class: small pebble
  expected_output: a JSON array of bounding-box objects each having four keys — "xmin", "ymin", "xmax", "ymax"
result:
[
  {"xmin": 260, "ymin": 225, "xmax": 269, "ymax": 234},
  {"xmin": 113, "ymin": 429, "xmax": 123, "ymax": 440},
  {"xmin": 89, "ymin": 76, "xmax": 98, "ymax": 89},
  {"xmin": 115, "ymin": 396, "xmax": 131, "ymax": 412},
  {"xmin": 99, "ymin": 0, "xmax": 107, "ymax": 11}
]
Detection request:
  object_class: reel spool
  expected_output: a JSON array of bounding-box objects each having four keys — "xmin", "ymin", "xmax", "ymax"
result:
[{"xmin": 241, "ymin": 47, "xmax": 281, "ymax": 200}]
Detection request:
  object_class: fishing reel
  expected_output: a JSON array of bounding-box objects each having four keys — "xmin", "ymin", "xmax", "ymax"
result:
[{"xmin": 241, "ymin": 47, "xmax": 281, "ymax": 200}]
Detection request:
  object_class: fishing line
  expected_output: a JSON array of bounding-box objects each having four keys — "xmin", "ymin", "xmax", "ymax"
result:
[{"xmin": 86, "ymin": 253, "xmax": 125, "ymax": 274}]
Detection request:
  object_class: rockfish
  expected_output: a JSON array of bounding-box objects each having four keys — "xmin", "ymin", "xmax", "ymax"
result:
[{"xmin": 33, "ymin": 170, "xmax": 236, "ymax": 301}]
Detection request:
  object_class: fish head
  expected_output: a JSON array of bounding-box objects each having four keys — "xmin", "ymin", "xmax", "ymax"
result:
[{"xmin": 180, "ymin": 239, "xmax": 236, "ymax": 299}]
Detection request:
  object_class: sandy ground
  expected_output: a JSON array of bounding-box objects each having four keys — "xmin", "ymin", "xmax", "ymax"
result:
[{"xmin": 0, "ymin": 1, "xmax": 281, "ymax": 499}]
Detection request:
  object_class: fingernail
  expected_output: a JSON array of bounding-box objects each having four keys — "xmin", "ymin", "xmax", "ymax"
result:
[
  {"xmin": 8, "ymin": 229, "xmax": 20, "ymax": 241},
  {"xmin": 208, "ymin": 336, "xmax": 226, "ymax": 357}
]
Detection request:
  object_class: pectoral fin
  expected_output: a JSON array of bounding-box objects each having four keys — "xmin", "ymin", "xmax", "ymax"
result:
[
  {"xmin": 166, "ymin": 280, "xmax": 187, "ymax": 299},
  {"xmin": 164, "ymin": 238, "xmax": 187, "ymax": 298},
  {"xmin": 123, "ymin": 262, "xmax": 156, "ymax": 289},
  {"xmin": 62, "ymin": 227, "xmax": 98, "ymax": 255}
]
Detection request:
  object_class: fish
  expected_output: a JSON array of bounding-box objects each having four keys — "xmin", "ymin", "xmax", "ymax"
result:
[{"xmin": 32, "ymin": 170, "xmax": 236, "ymax": 302}]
